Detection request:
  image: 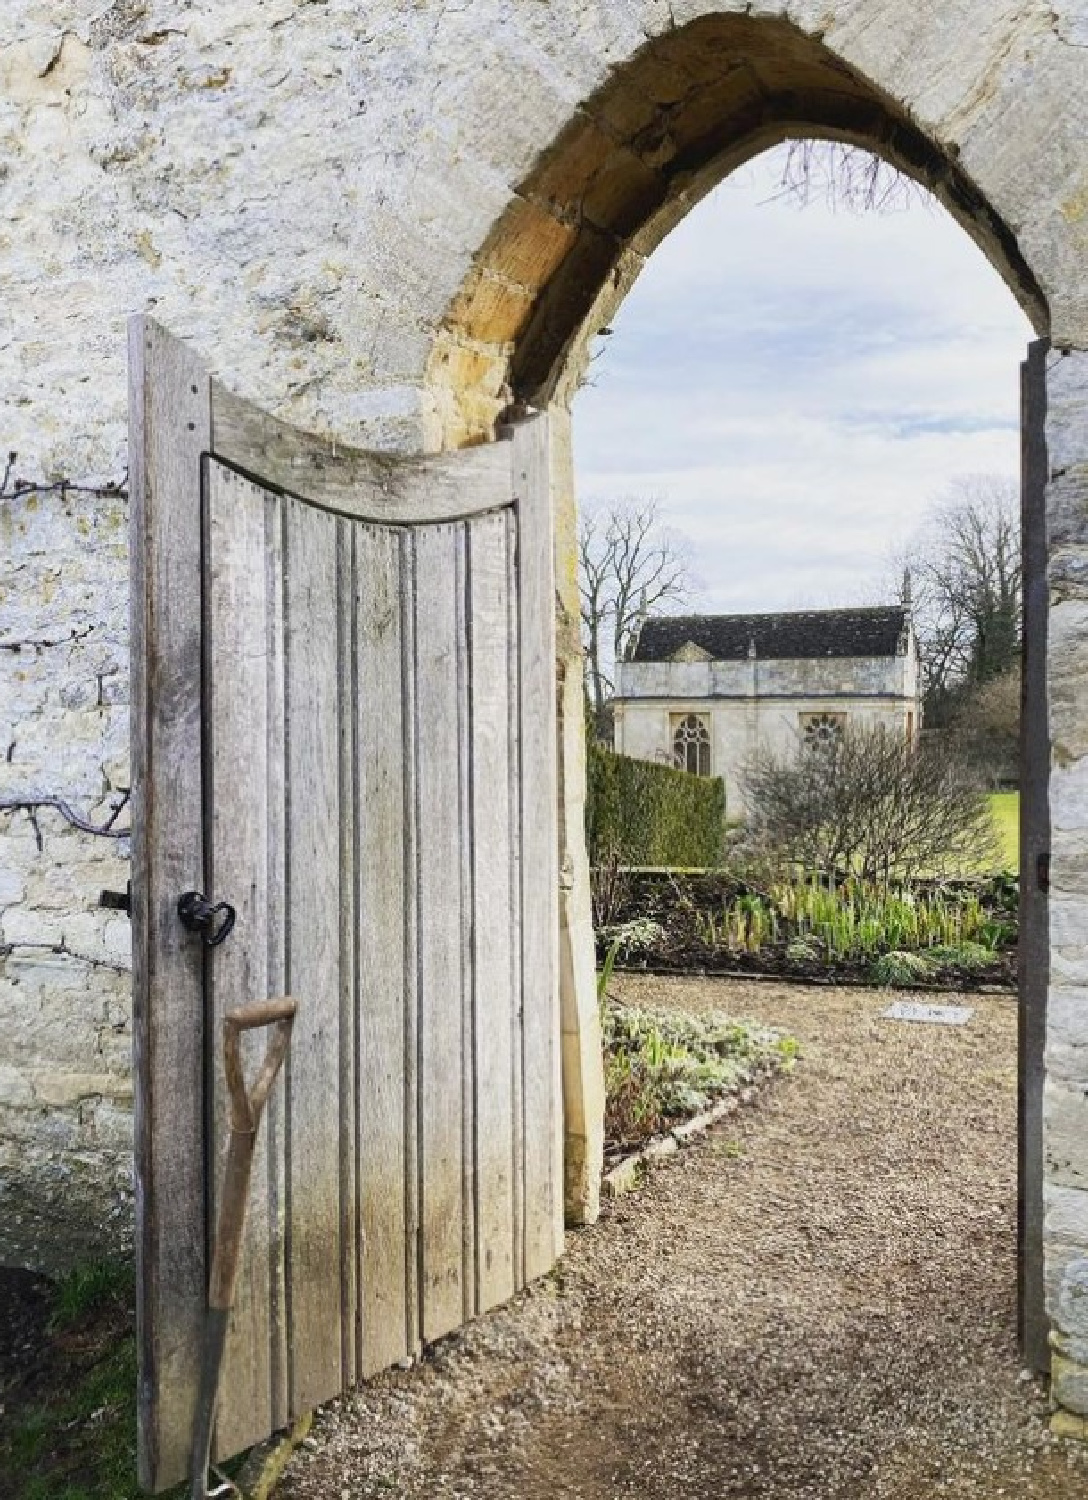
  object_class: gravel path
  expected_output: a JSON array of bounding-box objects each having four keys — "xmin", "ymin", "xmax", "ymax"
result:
[{"xmin": 280, "ymin": 977, "xmax": 1088, "ymax": 1499}]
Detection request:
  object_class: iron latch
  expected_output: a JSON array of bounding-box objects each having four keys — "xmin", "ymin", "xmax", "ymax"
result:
[{"xmin": 177, "ymin": 891, "xmax": 236, "ymax": 948}]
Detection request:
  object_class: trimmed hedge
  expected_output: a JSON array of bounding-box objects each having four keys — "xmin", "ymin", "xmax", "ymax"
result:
[{"xmin": 586, "ymin": 742, "xmax": 726, "ymax": 868}]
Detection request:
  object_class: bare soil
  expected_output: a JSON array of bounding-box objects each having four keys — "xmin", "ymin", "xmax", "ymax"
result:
[{"xmin": 279, "ymin": 978, "xmax": 1088, "ymax": 1500}]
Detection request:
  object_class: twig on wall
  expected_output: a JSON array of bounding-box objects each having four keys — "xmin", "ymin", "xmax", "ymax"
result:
[
  {"xmin": 0, "ymin": 790, "xmax": 131, "ymax": 846},
  {"xmin": 0, "ymin": 623, "xmax": 97, "ymax": 653},
  {"xmin": 0, "ymin": 452, "xmax": 128, "ymax": 502}
]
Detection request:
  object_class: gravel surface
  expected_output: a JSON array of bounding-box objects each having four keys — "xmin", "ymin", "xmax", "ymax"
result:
[{"xmin": 279, "ymin": 977, "xmax": 1088, "ymax": 1499}]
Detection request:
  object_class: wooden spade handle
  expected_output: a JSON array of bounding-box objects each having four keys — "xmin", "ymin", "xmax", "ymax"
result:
[
  {"xmin": 222, "ymin": 997, "xmax": 297, "ymax": 1133},
  {"xmin": 209, "ymin": 998, "xmax": 297, "ymax": 1313}
]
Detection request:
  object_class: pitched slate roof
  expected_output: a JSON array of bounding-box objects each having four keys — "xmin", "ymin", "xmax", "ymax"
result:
[{"xmin": 630, "ymin": 607, "xmax": 909, "ymax": 663}]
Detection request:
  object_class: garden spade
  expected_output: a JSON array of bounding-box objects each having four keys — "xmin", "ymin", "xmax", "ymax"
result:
[{"xmin": 190, "ymin": 997, "xmax": 297, "ymax": 1500}]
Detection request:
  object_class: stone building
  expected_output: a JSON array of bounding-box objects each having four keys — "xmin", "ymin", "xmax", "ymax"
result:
[
  {"xmin": 614, "ymin": 605, "xmax": 921, "ymax": 815},
  {"xmin": 3, "ymin": 0, "xmax": 1088, "ymax": 1433}
]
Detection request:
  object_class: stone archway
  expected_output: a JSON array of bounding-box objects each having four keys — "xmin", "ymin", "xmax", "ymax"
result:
[
  {"xmin": 423, "ymin": 7, "xmax": 1088, "ymax": 1418},
  {"xmin": 425, "ymin": 13, "xmax": 1050, "ymax": 444}
]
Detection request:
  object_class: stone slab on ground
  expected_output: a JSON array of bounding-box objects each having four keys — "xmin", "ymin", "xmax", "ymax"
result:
[{"xmin": 882, "ymin": 1001, "xmax": 976, "ymax": 1025}]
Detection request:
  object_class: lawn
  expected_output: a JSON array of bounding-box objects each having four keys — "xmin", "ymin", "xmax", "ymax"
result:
[{"xmin": 988, "ymin": 791, "xmax": 1019, "ymax": 872}]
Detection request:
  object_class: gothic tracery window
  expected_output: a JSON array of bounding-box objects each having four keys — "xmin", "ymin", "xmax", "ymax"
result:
[
  {"xmin": 801, "ymin": 712, "xmax": 846, "ymax": 749},
  {"xmin": 672, "ymin": 713, "xmax": 711, "ymax": 776}
]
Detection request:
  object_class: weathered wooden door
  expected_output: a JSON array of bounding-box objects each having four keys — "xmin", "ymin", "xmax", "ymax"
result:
[
  {"xmin": 1019, "ymin": 337, "xmax": 1050, "ymax": 1373},
  {"xmin": 131, "ymin": 318, "xmax": 562, "ymax": 1491}
]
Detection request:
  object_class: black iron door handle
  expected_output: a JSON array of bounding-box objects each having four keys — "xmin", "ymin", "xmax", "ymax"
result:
[{"xmin": 177, "ymin": 890, "xmax": 236, "ymax": 947}]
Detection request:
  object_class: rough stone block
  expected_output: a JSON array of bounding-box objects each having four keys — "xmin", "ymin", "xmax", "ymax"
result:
[
  {"xmin": 1051, "ymin": 1408, "xmax": 1088, "ymax": 1441},
  {"xmin": 0, "ymin": 866, "xmax": 26, "ymax": 907},
  {"xmin": 29, "ymin": 1072, "xmax": 132, "ymax": 1108},
  {"xmin": 1050, "ymin": 354, "xmax": 1088, "ymax": 472},
  {"xmin": 1050, "ymin": 762, "xmax": 1088, "ymax": 832},
  {"xmin": 1, "ymin": 905, "xmax": 64, "ymax": 949},
  {"xmin": 1054, "ymin": 1350, "xmax": 1088, "ymax": 1417},
  {"xmin": 1046, "ymin": 1079, "xmax": 1088, "ymax": 1189},
  {"xmin": 0, "ymin": 1066, "xmax": 34, "ymax": 1108}
]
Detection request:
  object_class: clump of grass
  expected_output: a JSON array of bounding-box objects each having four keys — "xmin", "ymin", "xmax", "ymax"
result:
[
  {"xmin": 870, "ymin": 950, "xmax": 936, "ymax": 987},
  {"xmin": 925, "ymin": 941, "xmax": 998, "ymax": 973},
  {"xmin": 49, "ymin": 1259, "xmax": 133, "ymax": 1331},
  {"xmin": 691, "ymin": 874, "xmax": 1011, "ymax": 972},
  {"xmin": 601, "ymin": 1000, "xmax": 796, "ymax": 1150},
  {"xmin": 3, "ymin": 1261, "xmax": 138, "ymax": 1500}
]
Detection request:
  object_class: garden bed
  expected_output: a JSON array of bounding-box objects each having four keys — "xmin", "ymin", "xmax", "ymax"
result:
[
  {"xmin": 596, "ymin": 869, "xmax": 1018, "ymax": 991},
  {"xmin": 600, "ymin": 993, "xmax": 797, "ymax": 1161}
]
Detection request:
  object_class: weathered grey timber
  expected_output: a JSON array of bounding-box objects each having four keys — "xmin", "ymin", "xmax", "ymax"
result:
[
  {"xmin": 1020, "ymin": 340, "xmax": 1050, "ymax": 1376},
  {"xmin": 129, "ymin": 320, "xmax": 211, "ymax": 1493},
  {"xmin": 132, "ymin": 319, "xmax": 561, "ymax": 1490},
  {"xmin": 211, "ymin": 383, "xmax": 513, "ymax": 525}
]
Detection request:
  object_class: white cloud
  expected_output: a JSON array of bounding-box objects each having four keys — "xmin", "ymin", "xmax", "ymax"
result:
[{"xmin": 573, "ymin": 146, "xmax": 1033, "ymax": 614}]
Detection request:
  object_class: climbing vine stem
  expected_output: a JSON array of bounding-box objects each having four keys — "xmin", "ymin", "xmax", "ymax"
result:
[
  {"xmin": 0, "ymin": 451, "xmax": 128, "ymax": 503},
  {"xmin": 0, "ymin": 791, "xmax": 131, "ymax": 846}
]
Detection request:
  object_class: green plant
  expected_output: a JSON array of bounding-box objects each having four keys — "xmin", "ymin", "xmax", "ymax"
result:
[
  {"xmin": 870, "ymin": 950, "xmax": 936, "ymax": 987},
  {"xmin": 600, "ymin": 999, "xmax": 795, "ymax": 1149},
  {"xmin": 49, "ymin": 1260, "xmax": 133, "ymax": 1332},
  {"xmin": 596, "ymin": 937, "xmax": 621, "ymax": 1005},
  {"xmin": 597, "ymin": 919, "xmax": 664, "ymax": 959},
  {"xmin": 925, "ymin": 941, "xmax": 996, "ymax": 972}
]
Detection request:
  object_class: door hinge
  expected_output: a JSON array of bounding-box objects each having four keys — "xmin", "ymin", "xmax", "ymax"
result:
[{"xmin": 99, "ymin": 881, "xmax": 131, "ymax": 915}]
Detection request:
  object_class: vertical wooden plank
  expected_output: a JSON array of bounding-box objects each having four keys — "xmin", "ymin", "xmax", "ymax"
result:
[
  {"xmin": 283, "ymin": 496, "xmax": 344, "ymax": 1413},
  {"xmin": 468, "ymin": 512, "xmax": 518, "ymax": 1312},
  {"xmin": 338, "ymin": 520, "xmax": 358, "ymax": 1390},
  {"xmin": 1020, "ymin": 337, "xmax": 1051, "ymax": 1374},
  {"xmin": 458, "ymin": 531, "xmax": 477, "ymax": 1323},
  {"xmin": 401, "ymin": 532, "xmax": 422, "ymax": 1359},
  {"xmin": 265, "ymin": 495, "xmax": 289, "ymax": 1431},
  {"xmin": 355, "ymin": 524, "xmax": 412, "ymax": 1375},
  {"xmin": 130, "ymin": 317, "xmax": 211, "ymax": 1493},
  {"xmin": 414, "ymin": 522, "xmax": 468, "ymax": 1342},
  {"xmin": 205, "ymin": 463, "xmax": 274, "ymax": 1460},
  {"xmin": 507, "ymin": 510, "xmax": 526, "ymax": 1290},
  {"xmin": 513, "ymin": 417, "xmax": 562, "ymax": 1282}
]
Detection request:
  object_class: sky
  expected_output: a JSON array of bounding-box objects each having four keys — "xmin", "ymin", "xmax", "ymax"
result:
[{"xmin": 572, "ymin": 145, "xmax": 1034, "ymax": 616}]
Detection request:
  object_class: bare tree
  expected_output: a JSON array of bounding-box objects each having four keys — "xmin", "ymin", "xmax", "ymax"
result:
[
  {"xmin": 899, "ymin": 475, "xmax": 1021, "ymax": 723},
  {"xmin": 742, "ymin": 723, "xmax": 999, "ymax": 884},
  {"xmin": 579, "ymin": 497, "xmax": 693, "ymax": 740},
  {"xmin": 952, "ymin": 662, "xmax": 1021, "ymax": 788},
  {"xmin": 776, "ymin": 140, "xmax": 926, "ymax": 214}
]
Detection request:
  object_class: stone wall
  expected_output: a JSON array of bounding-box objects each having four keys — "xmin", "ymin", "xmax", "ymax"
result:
[
  {"xmin": 4, "ymin": 0, "xmax": 1088, "ymax": 1416},
  {"xmin": 0, "ymin": 475, "xmax": 133, "ymax": 1271}
]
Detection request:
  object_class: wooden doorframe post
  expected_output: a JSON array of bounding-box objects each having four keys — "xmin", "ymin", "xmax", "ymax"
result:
[
  {"xmin": 547, "ymin": 405, "xmax": 606, "ymax": 1226},
  {"xmin": 1019, "ymin": 336, "xmax": 1050, "ymax": 1374},
  {"xmin": 130, "ymin": 317, "xmax": 212, "ymax": 1491}
]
